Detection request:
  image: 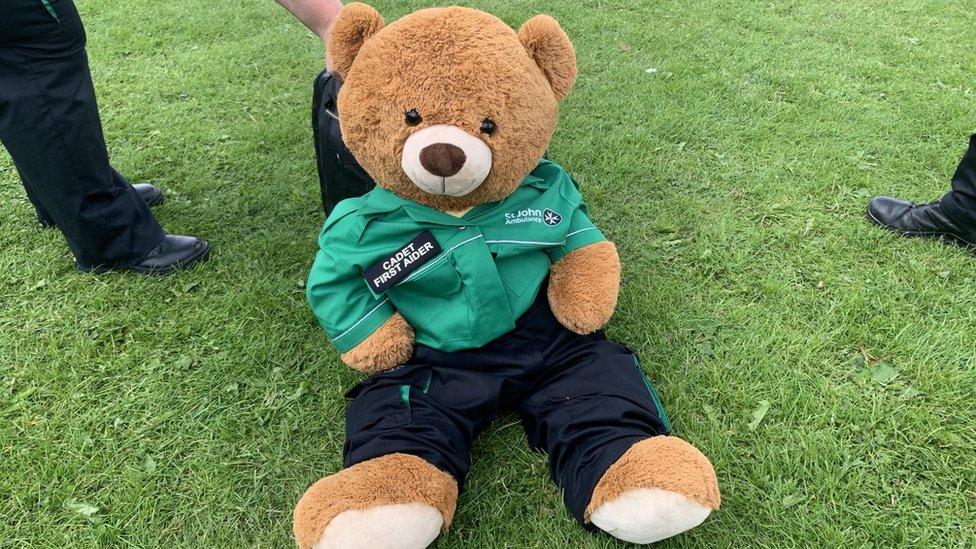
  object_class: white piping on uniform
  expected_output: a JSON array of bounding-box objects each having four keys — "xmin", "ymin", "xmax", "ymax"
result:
[
  {"xmin": 483, "ymin": 229, "xmax": 598, "ymax": 248},
  {"xmin": 484, "ymin": 239, "xmax": 566, "ymax": 246},
  {"xmin": 566, "ymin": 227, "xmax": 598, "ymax": 238},
  {"xmin": 399, "ymin": 234, "xmax": 484, "ymax": 284},
  {"xmin": 333, "ymin": 298, "xmax": 390, "ymax": 342}
]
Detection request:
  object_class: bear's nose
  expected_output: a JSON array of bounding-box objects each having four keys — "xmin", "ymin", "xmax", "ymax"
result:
[{"xmin": 419, "ymin": 143, "xmax": 467, "ymax": 177}]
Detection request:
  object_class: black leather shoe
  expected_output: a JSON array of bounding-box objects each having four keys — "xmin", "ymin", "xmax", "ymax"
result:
[
  {"xmin": 79, "ymin": 234, "xmax": 211, "ymax": 275},
  {"xmin": 867, "ymin": 196, "xmax": 976, "ymax": 247},
  {"xmin": 38, "ymin": 183, "xmax": 164, "ymax": 228},
  {"xmin": 133, "ymin": 183, "xmax": 165, "ymax": 207}
]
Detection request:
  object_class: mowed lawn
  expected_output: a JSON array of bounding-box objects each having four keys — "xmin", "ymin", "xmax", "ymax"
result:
[{"xmin": 3, "ymin": 0, "xmax": 976, "ymax": 546}]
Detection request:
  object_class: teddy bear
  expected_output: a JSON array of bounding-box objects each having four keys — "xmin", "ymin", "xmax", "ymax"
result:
[{"xmin": 295, "ymin": 4, "xmax": 721, "ymax": 547}]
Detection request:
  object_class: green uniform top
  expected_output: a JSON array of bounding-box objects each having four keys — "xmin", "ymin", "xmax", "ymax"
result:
[{"xmin": 306, "ymin": 159, "xmax": 607, "ymax": 353}]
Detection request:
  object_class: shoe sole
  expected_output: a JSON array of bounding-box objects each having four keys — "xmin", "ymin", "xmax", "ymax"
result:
[{"xmin": 865, "ymin": 205, "xmax": 976, "ymax": 248}]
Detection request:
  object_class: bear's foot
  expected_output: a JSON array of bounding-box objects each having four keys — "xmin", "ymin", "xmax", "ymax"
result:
[
  {"xmin": 586, "ymin": 436, "xmax": 720, "ymax": 545},
  {"xmin": 317, "ymin": 503, "xmax": 443, "ymax": 549},
  {"xmin": 589, "ymin": 487, "xmax": 712, "ymax": 544},
  {"xmin": 293, "ymin": 453, "xmax": 458, "ymax": 549}
]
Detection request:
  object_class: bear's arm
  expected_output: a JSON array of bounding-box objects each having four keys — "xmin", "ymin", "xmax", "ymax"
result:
[
  {"xmin": 307, "ymin": 244, "xmax": 414, "ymax": 372},
  {"xmin": 546, "ymin": 206, "xmax": 621, "ymax": 334},
  {"xmin": 339, "ymin": 313, "xmax": 414, "ymax": 373}
]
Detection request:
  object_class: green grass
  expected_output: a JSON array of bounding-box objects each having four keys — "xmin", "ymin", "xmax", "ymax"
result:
[{"xmin": 2, "ymin": 0, "xmax": 976, "ymax": 546}]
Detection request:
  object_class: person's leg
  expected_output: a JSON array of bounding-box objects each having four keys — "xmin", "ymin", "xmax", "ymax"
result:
[
  {"xmin": 519, "ymin": 329, "xmax": 719, "ymax": 544},
  {"xmin": 0, "ymin": 0, "xmax": 207, "ymax": 274},
  {"xmin": 932, "ymin": 134, "xmax": 976, "ymax": 227},
  {"xmin": 0, "ymin": 0, "xmax": 165, "ymax": 268},
  {"xmin": 312, "ymin": 70, "xmax": 375, "ymax": 215},
  {"xmin": 867, "ymin": 134, "xmax": 976, "ymax": 246},
  {"xmin": 29, "ymin": 167, "xmax": 165, "ymax": 229},
  {"xmin": 294, "ymin": 358, "xmax": 500, "ymax": 549},
  {"xmin": 12, "ymin": 160, "xmax": 56, "ymax": 227}
]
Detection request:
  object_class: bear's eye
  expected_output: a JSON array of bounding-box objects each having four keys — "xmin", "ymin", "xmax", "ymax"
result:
[
  {"xmin": 480, "ymin": 119, "xmax": 497, "ymax": 135},
  {"xmin": 405, "ymin": 109, "xmax": 423, "ymax": 126}
]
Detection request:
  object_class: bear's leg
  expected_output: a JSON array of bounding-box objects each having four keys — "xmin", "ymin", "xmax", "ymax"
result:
[
  {"xmin": 293, "ymin": 453, "xmax": 457, "ymax": 549},
  {"xmin": 519, "ymin": 343, "xmax": 720, "ymax": 544},
  {"xmin": 295, "ymin": 363, "xmax": 497, "ymax": 548}
]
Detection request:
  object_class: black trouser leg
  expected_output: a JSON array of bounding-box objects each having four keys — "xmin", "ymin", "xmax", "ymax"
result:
[
  {"xmin": 0, "ymin": 0, "xmax": 164, "ymax": 268},
  {"xmin": 312, "ymin": 70, "xmax": 375, "ymax": 215},
  {"xmin": 13, "ymin": 160, "xmax": 55, "ymax": 226},
  {"xmin": 342, "ymin": 361, "xmax": 502, "ymax": 486},
  {"xmin": 519, "ymin": 337, "xmax": 671, "ymax": 528},
  {"xmin": 9, "ymin": 159, "xmax": 122, "ymax": 227},
  {"xmin": 938, "ymin": 134, "xmax": 976, "ymax": 228}
]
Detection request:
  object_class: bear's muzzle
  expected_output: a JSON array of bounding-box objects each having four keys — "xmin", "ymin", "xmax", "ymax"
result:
[{"xmin": 401, "ymin": 124, "xmax": 492, "ymax": 197}]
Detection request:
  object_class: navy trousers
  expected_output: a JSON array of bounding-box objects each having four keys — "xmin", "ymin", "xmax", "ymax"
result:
[
  {"xmin": 939, "ymin": 134, "xmax": 976, "ymax": 228},
  {"xmin": 342, "ymin": 283, "xmax": 672, "ymax": 527},
  {"xmin": 312, "ymin": 71, "xmax": 375, "ymax": 216},
  {"xmin": 0, "ymin": 0, "xmax": 164, "ymax": 268}
]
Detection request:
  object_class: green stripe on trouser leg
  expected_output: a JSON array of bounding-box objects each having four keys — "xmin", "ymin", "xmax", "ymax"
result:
[
  {"xmin": 633, "ymin": 356, "xmax": 672, "ymax": 433},
  {"xmin": 40, "ymin": 0, "xmax": 60, "ymax": 22},
  {"xmin": 399, "ymin": 372, "xmax": 433, "ymax": 410},
  {"xmin": 400, "ymin": 384, "xmax": 411, "ymax": 410}
]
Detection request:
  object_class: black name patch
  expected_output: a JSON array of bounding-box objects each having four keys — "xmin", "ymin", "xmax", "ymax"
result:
[{"xmin": 363, "ymin": 230, "xmax": 442, "ymax": 294}]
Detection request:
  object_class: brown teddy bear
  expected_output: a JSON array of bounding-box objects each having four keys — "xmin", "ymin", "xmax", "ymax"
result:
[{"xmin": 296, "ymin": 4, "xmax": 721, "ymax": 547}]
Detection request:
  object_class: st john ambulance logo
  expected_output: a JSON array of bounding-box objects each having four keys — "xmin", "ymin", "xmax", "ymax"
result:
[
  {"xmin": 504, "ymin": 207, "xmax": 563, "ymax": 226},
  {"xmin": 543, "ymin": 209, "xmax": 562, "ymax": 227}
]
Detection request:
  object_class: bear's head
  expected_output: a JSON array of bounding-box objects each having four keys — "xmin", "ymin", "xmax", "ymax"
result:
[{"xmin": 329, "ymin": 3, "xmax": 577, "ymax": 211}]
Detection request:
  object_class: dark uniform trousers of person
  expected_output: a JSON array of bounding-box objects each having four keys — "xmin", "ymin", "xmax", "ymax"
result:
[
  {"xmin": 341, "ymin": 281, "xmax": 673, "ymax": 528},
  {"xmin": 0, "ymin": 0, "xmax": 164, "ymax": 268},
  {"xmin": 312, "ymin": 70, "xmax": 375, "ymax": 215},
  {"xmin": 937, "ymin": 134, "xmax": 976, "ymax": 225}
]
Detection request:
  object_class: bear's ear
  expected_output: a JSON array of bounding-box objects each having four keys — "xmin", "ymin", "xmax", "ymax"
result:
[
  {"xmin": 329, "ymin": 3, "xmax": 386, "ymax": 80},
  {"xmin": 517, "ymin": 15, "xmax": 577, "ymax": 101}
]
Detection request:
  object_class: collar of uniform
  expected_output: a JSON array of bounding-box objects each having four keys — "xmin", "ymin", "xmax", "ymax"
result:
[
  {"xmin": 355, "ymin": 185, "xmax": 404, "ymax": 218},
  {"xmin": 460, "ymin": 170, "xmax": 550, "ymax": 222},
  {"xmin": 351, "ymin": 185, "xmax": 465, "ymax": 245}
]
